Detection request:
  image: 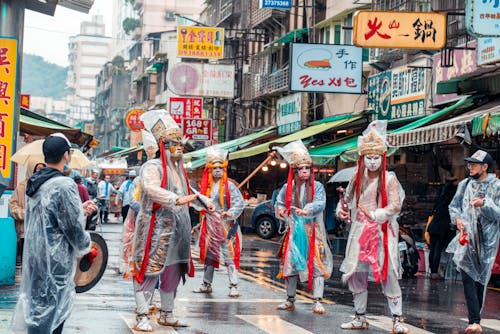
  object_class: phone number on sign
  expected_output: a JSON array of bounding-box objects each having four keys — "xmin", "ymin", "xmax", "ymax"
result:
[{"xmin": 262, "ymin": 0, "xmax": 291, "ymax": 7}]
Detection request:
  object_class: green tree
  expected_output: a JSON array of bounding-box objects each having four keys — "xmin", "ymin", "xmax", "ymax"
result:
[
  {"xmin": 21, "ymin": 54, "xmax": 67, "ymax": 99},
  {"xmin": 122, "ymin": 18, "xmax": 140, "ymax": 35}
]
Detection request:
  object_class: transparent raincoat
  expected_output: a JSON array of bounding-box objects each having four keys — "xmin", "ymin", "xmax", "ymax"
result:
[
  {"xmin": 338, "ymin": 171, "xmax": 405, "ymax": 285},
  {"xmin": 12, "ymin": 174, "xmax": 91, "ymax": 333},
  {"xmin": 201, "ymin": 181, "xmax": 244, "ymax": 267},
  {"xmin": 275, "ymin": 181, "xmax": 333, "ymax": 282},
  {"xmin": 446, "ymin": 174, "xmax": 500, "ymax": 285},
  {"xmin": 121, "ymin": 177, "xmax": 139, "ymax": 278}
]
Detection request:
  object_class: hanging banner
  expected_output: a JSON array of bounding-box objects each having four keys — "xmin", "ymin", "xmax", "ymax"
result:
[
  {"xmin": 276, "ymin": 93, "xmax": 302, "ymax": 135},
  {"xmin": 478, "ymin": 37, "xmax": 500, "ymax": 65},
  {"xmin": 20, "ymin": 94, "xmax": 30, "ymax": 109},
  {"xmin": 177, "ymin": 26, "xmax": 224, "ymax": 59},
  {"xmin": 0, "ymin": 37, "xmax": 18, "ymax": 180},
  {"xmin": 290, "ymin": 43, "xmax": 363, "ymax": 94},
  {"xmin": 260, "ymin": 0, "xmax": 292, "ymax": 9},
  {"xmin": 466, "ymin": 0, "xmax": 500, "ymax": 37},
  {"xmin": 353, "ymin": 10, "xmax": 447, "ymax": 50},
  {"xmin": 183, "ymin": 118, "xmax": 212, "ymax": 141},
  {"xmin": 125, "ymin": 109, "xmax": 145, "ymax": 132},
  {"xmin": 169, "ymin": 97, "xmax": 203, "ymax": 124}
]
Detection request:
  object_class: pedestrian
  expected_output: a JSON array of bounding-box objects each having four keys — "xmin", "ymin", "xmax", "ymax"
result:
[
  {"xmin": 131, "ymin": 110, "xmax": 214, "ymax": 331},
  {"xmin": 85, "ymin": 169, "xmax": 99, "ymax": 199},
  {"xmin": 11, "ymin": 133, "xmax": 97, "ymax": 334},
  {"xmin": 427, "ymin": 175, "xmax": 458, "ymax": 280},
  {"xmin": 274, "ymin": 140, "xmax": 333, "ymax": 314},
  {"xmin": 97, "ymin": 174, "xmax": 117, "ymax": 224},
  {"xmin": 9, "ymin": 161, "xmax": 45, "ymax": 264},
  {"xmin": 73, "ymin": 174, "xmax": 90, "ymax": 203},
  {"xmin": 193, "ymin": 147, "xmax": 245, "ymax": 297},
  {"xmin": 446, "ymin": 150, "xmax": 499, "ymax": 334},
  {"xmin": 116, "ymin": 170, "xmax": 137, "ymax": 223},
  {"xmin": 336, "ymin": 120, "xmax": 409, "ymax": 333}
]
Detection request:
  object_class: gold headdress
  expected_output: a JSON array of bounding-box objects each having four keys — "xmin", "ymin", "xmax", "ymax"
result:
[
  {"xmin": 358, "ymin": 120, "xmax": 388, "ymax": 156},
  {"xmin": 140, "ymin": 109, "xmax": 182, "ymax": 144},
  {"xmin": 206, "ymin": 147, "xmax": 229, "ymax": 168},
  {"xmin": 275, "ymin": 140, "xmax": 312, "ymax": 166}
]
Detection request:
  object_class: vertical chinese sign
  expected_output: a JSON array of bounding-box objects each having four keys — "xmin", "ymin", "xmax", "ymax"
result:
[
  {"xmin": 0, "ymin": 37, "xmax": 18, "ymax": 180},
  {"xmin": 276, "ymin": 93, "xmax": 302, "ymax": 135},
  {"xmin": 168, "ymin": 97, "xmax": 203, "ymax": 124},
  {"xmin": 353, "ymin": 11, "xmax": 447, "ymax": 50},
  {"xmin": 466, "ymin": 0, "xmax": 500, "ymax": 37},
  {"xmin": 177, "ymin": 26, "xmax": 224, "ymax": 59}
]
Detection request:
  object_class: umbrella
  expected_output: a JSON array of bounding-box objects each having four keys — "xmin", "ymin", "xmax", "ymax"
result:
[
  {"xmin": 11, "ymin": 139, "xmax": 91, "ymax": 170},
  {"xmin": 328, "ymin": 166, "xmax": 356, "ymax": 183}
]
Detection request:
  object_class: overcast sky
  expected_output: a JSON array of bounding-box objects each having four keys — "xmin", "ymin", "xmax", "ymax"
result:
[{"xmin": 23, "ymin": 0, "xmax": 113, "ymax": 67}]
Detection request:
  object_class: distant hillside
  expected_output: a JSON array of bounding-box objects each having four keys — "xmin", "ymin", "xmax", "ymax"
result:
[{"xmin": 21, "ymin": 54, "xmax": 68, "ymax": 99}]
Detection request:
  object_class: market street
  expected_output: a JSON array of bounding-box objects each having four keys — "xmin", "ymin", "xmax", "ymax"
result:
[{"xmin": 1, "ymin": 222, "xmax": 499, "ymax": 334}]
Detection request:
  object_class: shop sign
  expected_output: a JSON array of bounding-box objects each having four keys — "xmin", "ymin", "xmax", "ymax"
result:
[
  {"xmin": 168, "ymin": 97, "xmax": 203, "ymax": 124},
  {"xmin": 183, "ymin": 118, "xmax": 212, "ymax": 141},
  {"xmin": 276, "ymin": 93, "xmax": 302, "ymax": 135},
  {"xmin": 353, "ymin": 11, "xmax": 447, "ymax": 50},
  {"xmin": 177, "ymin": 26, "xmax": 224, "ymax": 59},
  {"xmin": 125, "ymin": 109, "xmax": 145, "ymax": 132},
  {"xmin": 432, "ymin": 41, "xmax": 477, "ymax": 105},
  {"xmin": 290, "ymin": 43, "xmax": 363, "ymax": 94},
  {"xmin": 260, "ymin": 0, "xmax": 292, "ymax": 9},
  {"xmin": 167, "ymin": 63, "xmax": 235, "ymax": 98},
  {"xmin": 20, "ymin": 94, "xmax": 30, "ymax": 109},
  {"xmin": 0, "ymin": 37, "xmax": 18, "ymax": 180},
  {"xmin": 368, "ymin": 66, "xmax": 428, "ymax": 121},
  {"xmin": 466, "ymin": 0, "xmax": 500, "ymax": 37},
  {"xmin": 478, "ymin": 37, "xmax": 500, "ymax": 65}
]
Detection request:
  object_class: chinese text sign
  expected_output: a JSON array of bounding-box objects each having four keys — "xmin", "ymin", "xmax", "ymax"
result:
[
  {"xmin": 290, "ymin": 43, "xmax": 363, "ymax": 94},
  {"xmin": 169, "ymin": 97, "xmax": 203, "ymax": 124},
  {"xmin": 183, "ymin": 118, "xmax": 212, "ymax": 141},
  {"xmin": 260, "ymin": 0, "xmax": 292, "ymax": 9},
  {"xmin": 466, "ymin": 0, "xmax": 500, "ymax": 37},
  {"xmin": 276, "ymin": 93, "xmax": 302, "ymax": 135},
  {"xmin": 0, "ymin": 37, "xmax": 18, "ymax": 180},
  {"xmin": 353, "ymin": 11, "xmax": 447, "ymax": 50},
  {"xmin": 125, "ymin": 109, "xmax": 145, "ymax": 132},
  {"xmin": 177, "ymin": 26, "xmax": 224, "ymax": 59}
]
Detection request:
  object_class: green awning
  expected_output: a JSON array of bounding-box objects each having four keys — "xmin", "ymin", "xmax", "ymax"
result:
[
  {"xmin": 309, "ymin": 95, "xmax": 474, "ymax": 163},
  {"xmin": 229, "ymin": 114, "xmax": 363, "ymax": 161},
  {"xmin": 20, "ymin": 114, "xmax": 71, "ymax": 130},
  {"xmin": 273, "ymin": 28, "xmax": 309, "ymax": 44}
]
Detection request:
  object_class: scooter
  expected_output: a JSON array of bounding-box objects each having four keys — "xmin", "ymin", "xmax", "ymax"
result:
[{"xmin": 398, "ymin": 224, "xmax": 420, "ymax": 278}]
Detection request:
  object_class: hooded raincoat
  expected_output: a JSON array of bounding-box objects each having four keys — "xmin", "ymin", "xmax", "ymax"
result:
[
  {"xmin": 446, "ymin": 174, "xmax": 500, "ymax": 285},
  {"xmin": 12, "ymin": 168, "xmax": 91, "ymax": 333}
]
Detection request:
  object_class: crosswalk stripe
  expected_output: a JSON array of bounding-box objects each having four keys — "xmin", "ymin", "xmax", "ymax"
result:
[
  {"xmin": 461, "ymin": 318, "xmax": 500, "ymax": 331},
  {"xmin": 236, "ymin": 315, "xmax": 314, "ymax": 334},
  {"xmin": 120, "ymin": 313, "xmax": 177, "ymax": 333},
  {"xmin": 368, "ymin": 316, "xmax": 434, "ymax": 334}
]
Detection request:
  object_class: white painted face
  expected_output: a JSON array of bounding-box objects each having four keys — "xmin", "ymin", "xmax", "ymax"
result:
[
  {"xmin": 295, "ymin": 164, "xmax": 311, "ymax": 181},
  {"xmin": 211, "ymin": 167, "xmax": 224, "ymax": 179},
  {"xmin": 364, "ymin": 154, "xmax": 382, "ymax": 172}
]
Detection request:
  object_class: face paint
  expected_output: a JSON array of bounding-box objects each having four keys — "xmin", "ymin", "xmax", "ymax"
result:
[
  {"xmin": 295, "ymin": 164, "xmax": 311, "ymax": 181},
  {"xmin": 165, "ymin": 140, "xmax": 183, "ymax": 160},
  {"xmin": 212, "ymin": 167, "xmax": 224, "ymax": 179},
  {"xmin": 364, "ymin": 154, "xmax": 382, "ymax": 172}
]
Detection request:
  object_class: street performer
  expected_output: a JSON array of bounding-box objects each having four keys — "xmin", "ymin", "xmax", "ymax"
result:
[
  {"xmin": 274, "ymin": 140, "xmax": 333, "ymax": 314},
  {"xmin": 132, "ymin": 110, "xmax": 214, "ymax": 331},
  {"xmin": 446, "ymin": 150, "xmax": 499, "ymax": 334},
  {"xmin": 193, "ymin": 147, "xmax": 245, "ymax": 297},
  {"xmin": 336, "ymin": 120, "xmax": 408, "ymax": 333}
]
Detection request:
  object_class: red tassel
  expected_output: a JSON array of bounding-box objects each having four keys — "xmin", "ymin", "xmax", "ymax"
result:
[
  {"xmin": 285, "ymin": 167, "xmax": 293, "ymax": 215},
  {"xmin": 308, "ymin": 224, "xmax": 316, "ymax": 291},
  {"xmin": 234, "ymin": 232, "xmax": 241, "ymax": 270},
  {"xmin": 381, "ymin": 152, "xmax": 389, "ymax": 282},
  {"xmin": 225, "ymin": 168, "xmax": 231, "ymax": 209},
  {"xmin": 200, "ymin": 167, "xmax": 210, "ymax": 196},
  {"xmin": 310, "ymin": 164, "xmax": 315, "ymax": 201},
  {"xmin": 136, "ymin": 205, "xmax": 159, "ymax": 283},
  {"xmin": 188, "ymin": 251, "xmax": 195, "ymax": 277},
  {"xmin": 355, "ymin": 156, "xmax": 363, "ymax": 206},
  {"xmin": 159, "ymin": 141, "xmax": 167, "ymax": 188},
  {"xmin": 199, "ymin": 217, "xmax": 207, "ymax": 264}
]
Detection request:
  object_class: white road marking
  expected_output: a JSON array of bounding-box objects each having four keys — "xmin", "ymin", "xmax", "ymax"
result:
[
  {"xmin": 461, "ymin": 318, "xmax": 500, "ymax": 331},
  {"xmin": 177, "ymin": 297, "xmax": 311, "ymax": 304},
  {"xmin": 368, "ymin": 315, "xmax": 435, "ymax": 334},
  {"xmin": 0, "ymin": 309, "xmax": 14, "ymax": 334},
  {"xmin": 236, "ymin": 315, "xmax": 314, "ymax": 334},
  {"xmin": 120, "ymin": 313, "xmax": 177, "ymax": 333}
]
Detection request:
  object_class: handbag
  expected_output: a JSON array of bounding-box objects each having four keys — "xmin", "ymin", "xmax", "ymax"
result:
[{"xmin": 424, "ymin": 215, "xmax": 433, "ymax": 245}]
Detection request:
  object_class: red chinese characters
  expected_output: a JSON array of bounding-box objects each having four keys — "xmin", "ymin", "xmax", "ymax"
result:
[
  {"xmin": 0, "ymin": 48, "xmax": 11, "ymax": 74},
  {"xmin": 365, "ymin": 17, "xmax": 391, "ymax": 40},
  {"xmin": 299, "ymin": 75, "xmax": 358, "ymax": 89}
]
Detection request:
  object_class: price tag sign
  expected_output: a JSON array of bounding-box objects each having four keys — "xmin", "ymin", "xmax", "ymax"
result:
[{"xmin": 182, "ymin": 118, "xmax": 212, "ymax": 141}]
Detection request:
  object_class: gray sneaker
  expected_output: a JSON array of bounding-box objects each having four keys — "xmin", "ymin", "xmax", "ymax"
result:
[
  {"xmin": 134, "ymin": 314, "xmax": 152, "ymax": 332},
  {"xmin": 193, "ymin": 282, "xmax": 212, "ymax": 293}
]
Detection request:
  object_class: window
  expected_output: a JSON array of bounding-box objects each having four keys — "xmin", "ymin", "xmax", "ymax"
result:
[
  {"xmin": 325, "ymin": 27, "xmax": 331, "ymax": 44},
  {"xmin": 344, "ymin": 13, "xmax": 353, "ymax": 44},
  {"xmin": 334, "ymin": 25, "xmax": 341, "ymax": 44}
]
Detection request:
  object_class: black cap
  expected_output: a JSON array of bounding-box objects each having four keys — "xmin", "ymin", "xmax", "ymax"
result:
[
  {"xmin": 43, "ymin": 133, "xmax": 71, "ymax": 160},
  {"xmin": 464, "ymin": 150, "xmax": 494, "ymax": 167}
]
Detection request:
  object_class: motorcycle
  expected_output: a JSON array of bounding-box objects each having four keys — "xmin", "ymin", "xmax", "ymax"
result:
[{"xmin": 398, "ymin": 224, "xmax": 420, "ymax": 278}]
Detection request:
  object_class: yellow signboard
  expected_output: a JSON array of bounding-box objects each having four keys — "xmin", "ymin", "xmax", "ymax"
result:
[
  {"xmin": 177, "ymin": 26, "xmax": 224, "ymax": 59},
  {"xmin": 0, "ymin": 37, "xmax": 18, "ymax": 180},
  {"xmin": 353, "ymin": 11, "xmax": 447, "ymax": 50}
]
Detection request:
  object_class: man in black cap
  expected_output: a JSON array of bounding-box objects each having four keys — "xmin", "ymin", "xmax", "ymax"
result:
[
  {"xmin": 447, "ymin": 149, "xmax": 499, "ymax": 334},
  {"xmin": 12, "ymin": 133, "xmax": 98, "ymax": 334}
]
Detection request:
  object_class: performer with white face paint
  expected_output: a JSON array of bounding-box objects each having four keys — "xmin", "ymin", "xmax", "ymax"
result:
[
  {"xmin": 274, "ymin": 140, "xmax": 333, "ymax": 314},
  {"xmin": 336, "ymin": 121, "xmax": 409, "ymax": 333},
  {"xmin": 194, "ymin": 147, "xmax": 245, "ymax": 297}
]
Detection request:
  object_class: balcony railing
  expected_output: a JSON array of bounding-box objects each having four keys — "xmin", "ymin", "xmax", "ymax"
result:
[
  {"xmin": 243, "ymin": 67, "xmax": 289, "ymax": 100},
  {"xmin": 249, "ymin": 0, "xmax": 286, "ymax": 29}
]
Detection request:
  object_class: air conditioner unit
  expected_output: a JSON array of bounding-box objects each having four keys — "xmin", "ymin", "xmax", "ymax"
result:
[{"xmin": 165, "ymin": 11, "xmax": 175, "ymax": 21}]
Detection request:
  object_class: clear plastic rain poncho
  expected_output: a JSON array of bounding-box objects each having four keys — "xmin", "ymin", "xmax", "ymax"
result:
[
  {"xmin": 446, "ymin": 174, "xmax": 500, "ymax": 285},
  {"xmin": 12, "ymin": 173, "xmax": 90, "ymax": 333}
]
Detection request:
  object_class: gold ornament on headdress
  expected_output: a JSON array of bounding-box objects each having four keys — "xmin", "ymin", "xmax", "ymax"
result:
[
  {"xmin": 358, "ymin": 120, "xmax": 388, "ymax": 155},
  {"xmin": 206, "ymin": 147, "xmax": 229, "ymax": 168},
  {"xmin": 275, "ymin": 140, "xmax": 312, "ymax": 167},
  {"xmin": 151, "ymin": 120, "xmax": 183, "ymax": 143}
]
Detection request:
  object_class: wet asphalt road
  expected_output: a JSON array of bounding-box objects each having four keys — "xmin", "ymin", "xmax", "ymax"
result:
[{"xmin": 1, "ymin": 222, "xmax": 499, "ymax": 334}]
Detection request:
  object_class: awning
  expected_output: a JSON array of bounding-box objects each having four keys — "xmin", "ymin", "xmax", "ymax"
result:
[
  {"xmin": 309, "ymin": 95, "xmax": 475, "ymax": 162},
  {"xmin": 20, "ymin": 107, "xmax": 98, "ymax": 149},
  {"xmin": 472, "ymin": 109, "xmax": 500, "ymax": 136},
  {"xmin": 273, "ymin": 28, "xmax": 309, "ymax": 44},
  {"xmin": 229, "ymin": 113, "xmax": 364, "ymax": 161}
]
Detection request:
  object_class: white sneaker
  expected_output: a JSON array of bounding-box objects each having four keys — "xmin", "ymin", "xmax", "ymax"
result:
[
  {"xmin": 229, "ymin": 285, "xmax": 240, "ymax": 298},
  {"xmin": 276, "ymin": 298, "xmax": 295, "ymax": 311},
  {"xmin": 312, "ymin": 300, "xmax": 326, "ymax": 314},
  {"xmin": 157, "ymin": 310, "xmax": 188, "ymax": 327},
  {"xmin": 392, "ymin": 316, "xmax": 409, "ymax": 334},
  {"xmin": 193, "ymin": 282, "xmax": 212, "ymax": 293},
  {"xmin": 340, "ymin": 314, "xmax": 369, "ymax": 330},
  {"xmin": 135, "ymin": 314, "xmax": 153, "ymax": 332}
]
